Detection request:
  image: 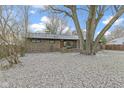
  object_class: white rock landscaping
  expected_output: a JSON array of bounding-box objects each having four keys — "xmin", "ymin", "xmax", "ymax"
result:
[{"xmin": 0, "ymin": 50, "xmax": 124, "ymax": 88}]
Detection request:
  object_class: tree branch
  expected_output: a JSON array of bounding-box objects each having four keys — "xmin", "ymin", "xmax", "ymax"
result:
[
  {"xmin": 49, "ymin": 6, "xmax": 72, "ymax": 17},
  {"xmin": 94, "ymin": 6, "xmax": 124, "ymax": 49}
]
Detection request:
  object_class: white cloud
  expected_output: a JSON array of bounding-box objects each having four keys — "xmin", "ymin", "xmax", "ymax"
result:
[
  {"xmin": 30, "ymin": 23, "xmax": 46, "ymax": 32},
  {"xmin": 30, "ymin": 15, "xmax": 69, "ymax": 33},
  {"xmin": 40, "ymin": 16, "xmax": 49, "ymax": 23},
  {"xmin": 102, "ymin": 16, "xmax": 113, "ymax": 25},
  {"xmin": 103, "ymin": 16, "xmax": 124, "ymax": 26},
  {"xmin": 96, "ymin": 31, "xmax": 111, "ymax": 36},
  {"xmin": 30, "ymin": 16, "xmax": 49, "ymax": 32},
  {"xmin": 114, "ymin": 18, "xmax": 124, "ymax": 25},
  {"xmin": 30, "ymin": 10, "xmax": 35, "ymax": 14},
  {"xmin": 105, "ymin": 31, "xmax": 111, "ymax": 36},
  {"xmin": 96, "ymin": 31, "xmax": 100, "ymax": 36},
  {"xmin": 62, "ymin": 27, "xmax": 69, "ymax": 33},
  {"xmin": 95, "ymin": 31, "xmax": 111, "ymax": 39}
]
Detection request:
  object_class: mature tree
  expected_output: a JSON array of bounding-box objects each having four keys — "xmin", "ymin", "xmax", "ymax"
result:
[
  {"xmin": 21, "ymin": 6, "xmax": 31, "ymax": 54},
  {"xmin": 0, "ymin": 6, "xmax": 23, "ymax": 67},
  {"xmin": 46, "ymin": 5, "xmax": 124, "ymax": 55},
  {"xmin": 45, "ymin": 14, "xmax": 68, "ymax": 35}
]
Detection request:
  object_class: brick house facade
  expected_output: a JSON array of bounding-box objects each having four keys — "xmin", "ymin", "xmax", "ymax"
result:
[{"xmin": 26, "ymin": 33, "xmax": 80, "ymax": 52}]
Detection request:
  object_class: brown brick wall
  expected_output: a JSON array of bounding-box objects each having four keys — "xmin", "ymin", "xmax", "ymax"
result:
[
  {"xmin": 104, "ymin": 45, "xmax": 124, "ymax": 50},
  {"xmin": 27, "ymin": 39, "xmax": 61, "ymax": 52},
  {"xmin": 26, "ymin": 39, "xmax": 80, "ymax": 53}
]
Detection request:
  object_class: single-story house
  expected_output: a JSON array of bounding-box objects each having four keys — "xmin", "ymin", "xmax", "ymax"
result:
[
  {"xmin": 105, "ymin": 37, "xmax": 124, "ymax": 50},
  {"xmin": 26, "ymin": 33, "xmax": 80, "ymax": 52},
  {"xmin": 107, "ymin": 37, "xmax": 124, "ymax": 45}
]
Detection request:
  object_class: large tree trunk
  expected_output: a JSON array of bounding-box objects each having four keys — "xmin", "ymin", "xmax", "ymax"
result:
[
  {"xmin": 86, "ymin": 6, "xmax": 97, "ymax": 55},
  {"xmin": 71, "ymin": 6, "xmax": 85, "ymax": 53},
  {"xmin": 50, "ymin": 5, "xmax": 124, "ymax": 55}
]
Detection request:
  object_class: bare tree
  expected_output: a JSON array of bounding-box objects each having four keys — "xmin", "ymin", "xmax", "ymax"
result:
[
  {"xmin": 107, "ymin": 25, "xmax": 124, "ymax": 41},
  {"xmin": 46, "ymin": 5, "xmax": 124, "ymax": 55},
  {"xmin": 0, "ymin": 6, "xmax": 23, "ymax": 67},
  {"xmin": 45, "ymin": 6, "xmax": 85, "ymax": 53},
  {"xmin": 21, "ymin": 6, "xmax": 31, "ymax": 54},
  {"xmin": 45, "ymin": 14, "xmax": 68, "ymax": 35}
]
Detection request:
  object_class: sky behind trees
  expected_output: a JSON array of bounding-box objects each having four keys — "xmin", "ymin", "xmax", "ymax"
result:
[{"xmin": 29, "ymin": 5, "xmax": 124, "ymax": 37}]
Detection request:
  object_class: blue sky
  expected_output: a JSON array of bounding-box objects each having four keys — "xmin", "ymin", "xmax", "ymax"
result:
[{"xmin": 29, "ymin": 5, "xmax": 124, "ymax": 36}]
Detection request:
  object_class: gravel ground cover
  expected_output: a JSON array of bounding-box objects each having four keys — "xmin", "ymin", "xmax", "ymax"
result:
[{"xmin": 0, "ymin": 50, "xmax": 124, "ymax": 88}]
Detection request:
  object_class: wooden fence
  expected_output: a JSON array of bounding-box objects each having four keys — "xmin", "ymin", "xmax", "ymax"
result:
[{"xmin": 104, "ymin": 45, "xmax": 124, "ymax": 50}]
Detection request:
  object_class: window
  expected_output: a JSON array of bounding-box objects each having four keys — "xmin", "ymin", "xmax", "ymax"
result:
[{"xmin": 122, "ymin": 42, "xmax": 124, "ymax": 45}]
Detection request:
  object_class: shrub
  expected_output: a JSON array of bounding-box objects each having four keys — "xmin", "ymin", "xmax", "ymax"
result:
[{"xmin": 20, "ymin": 46, "xmax": 26, "ymax": 57}]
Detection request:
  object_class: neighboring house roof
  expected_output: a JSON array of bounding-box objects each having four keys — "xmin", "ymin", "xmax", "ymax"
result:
[
  {"xmin": 107, "ymin": 37, "xmax": 124, "ymax": 45},
  {"xmin": 26, "ymin": 33, "xmax": 79, "ymax": 40}
]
